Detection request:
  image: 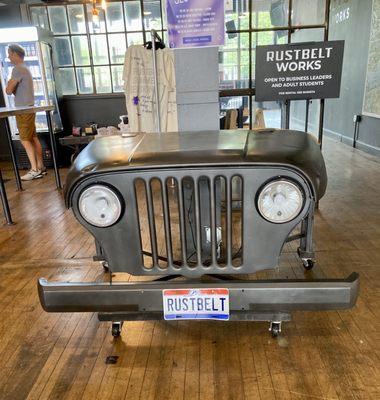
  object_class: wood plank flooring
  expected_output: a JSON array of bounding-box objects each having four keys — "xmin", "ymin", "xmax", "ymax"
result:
[{"xmin": 0, "ymin": 137, "xmax": 379, "ymax": 399}]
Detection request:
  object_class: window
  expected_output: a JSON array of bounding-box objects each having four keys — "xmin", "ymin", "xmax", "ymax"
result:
[
  {"xmin": 71, "ymin": 36, "xmax": 90, "ymax": 66},
  {"xmin": 29, "ymin": 1, "xmax": 166, "ymax": 95},
  {"xmin": 67, "ymin": 5, "xmax": 86, "ymax": 34},
  {"xmin": 30, "ymin": 6, "xmax": 49, "ymax": 29},
  {"xmin": 48, "ymin": 6, "xmax": 69, "ymax": 35},
  {"xmin": 29, "ymin": 0, "xmax": 327, "ymax": 108}
]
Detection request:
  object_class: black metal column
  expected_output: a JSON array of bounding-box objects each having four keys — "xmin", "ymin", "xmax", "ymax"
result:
[
  {"xmin": 285, "ymin": 0, "xmax": 293, "ymax": 129},
  {"xmin": 318, "ymin": 0, "xmax": 331, "ymax": 148},
  {"xmin": 285, "ymin": 99, "xmax": 290, "ymax": 129},
  {"xmin": 46, "ymin": 110, "xmax": 62, "ymax": 190},
  {"xmin": 305, "ymin": 99, "xmax": 310, "ymax": 132},
  {"xmin": 0, "ymin": 168, "xmax": 13, "ymax": 225},
  {"xmin": 4, "ymin": 117, "xmax": 22, "ymax": 191}
]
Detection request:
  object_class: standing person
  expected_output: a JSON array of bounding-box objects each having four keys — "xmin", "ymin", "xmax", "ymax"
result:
[{"xmin": 5, "ymin": 43, "xmax": 46, "ymax": 181}]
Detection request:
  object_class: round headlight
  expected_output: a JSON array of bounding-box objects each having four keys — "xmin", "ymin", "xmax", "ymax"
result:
[
  {"xmin": 257, "ymin": 179, "xmax": 304, "ymax": 223},
  {"xmin": 78, "ymin": 185, "xmax": 122, "ymax": 227}
]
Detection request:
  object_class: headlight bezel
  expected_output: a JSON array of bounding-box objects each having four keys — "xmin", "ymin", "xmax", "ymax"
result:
[
  {"xmin": 78, "ymin": 183, "xmax": 123, "ymax": 228},
  {"xmin": 256, "ymin": 178, "xmax": 305, "ymax": 224}
]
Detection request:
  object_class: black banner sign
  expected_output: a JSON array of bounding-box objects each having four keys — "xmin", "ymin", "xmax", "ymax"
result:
[{"xmin": 255, "ymin": 40, "xmax": 344, "ymax": 101}]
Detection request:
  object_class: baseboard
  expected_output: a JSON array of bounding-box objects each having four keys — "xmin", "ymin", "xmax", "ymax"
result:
[
  {"xmin": 323, "ymin": 128, "xmax": 380, "ymax": 157},
  {"xmin": 355, "ymin": 140, "xmax": 380, "ymax": 157},
  {"xmin": 323, "ymin": 127, "xmax": 380, "ymax": 157},
  {"xmin": 323, "ymin": 128, "xmax": 353, "ymax": 146},
  {"xmin": 289, "ymin": 117, "xmax": 380, "ymax": 157}
]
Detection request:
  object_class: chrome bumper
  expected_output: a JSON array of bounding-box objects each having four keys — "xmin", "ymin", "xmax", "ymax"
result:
[{"xmin": 38, "ymin": 273, "xmax": 359, "ymax": 316}]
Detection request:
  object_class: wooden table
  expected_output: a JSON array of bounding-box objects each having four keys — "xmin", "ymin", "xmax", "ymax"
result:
[
  {"xmin": 0, "ymin": 105, "xmax": 62, "ymax": 190},
  {"xmin": 59, "ymin": 135, "xmax": 95, "ymax": 163}
]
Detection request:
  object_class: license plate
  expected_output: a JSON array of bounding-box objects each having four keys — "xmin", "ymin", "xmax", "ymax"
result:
[{"xmin": 162, "ymin": 288, "xmax": 229, "ymax": 320}]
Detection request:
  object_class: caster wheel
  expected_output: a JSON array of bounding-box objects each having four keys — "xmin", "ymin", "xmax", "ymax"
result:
[
  {"xmin": 102, "ymin": 262, "xmax": 109, "ymax": 272},
  {"xmin": 111, "ymin": 322, "xmax": 123, "ymax": 338},
  {"xmin": 302, "ymin": 259, "xmax": 314, "ymax": 270},
  {"xmin": 269, "ymin": 322, "xmax": 281, "ymax": 338}
]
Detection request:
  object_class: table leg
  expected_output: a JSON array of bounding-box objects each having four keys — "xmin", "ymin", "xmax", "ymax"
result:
[
  {"xmin": 46, "ymin": 110, "xmax": 62, "ymax": 189},
  {"xmin": 4, "ymin": 117, "xmax": 23, "ymax": 191},
  {"xmin": 0, "ymin": 169, "xmax": 14, "ymax": 225}
]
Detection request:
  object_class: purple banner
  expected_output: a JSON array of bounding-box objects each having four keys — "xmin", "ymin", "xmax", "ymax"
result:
[{"xmin": 167, "ymin": 0, "xmax": 225, "ymax": 48}]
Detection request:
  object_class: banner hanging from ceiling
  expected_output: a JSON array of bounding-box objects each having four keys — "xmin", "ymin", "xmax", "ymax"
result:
[{"xmin": 167, "ymin": 0, "xmax": 225, "ymax": 48}]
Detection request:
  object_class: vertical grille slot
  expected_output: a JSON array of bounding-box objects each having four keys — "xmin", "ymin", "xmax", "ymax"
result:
[
  {"xmin": 150, "ymin": 178, "xmax": 168, "ymax": 268},
  {"xmin": 177, "ymin": 178, "xmax": 189, "ymax": 267},
  {"xmin": 193, "ymin": 177, "xmax": 202, "ymax": 266},
  {"xmin": 145, "ymin": 179, "xmax": 159, "ymax": 268},
  {"xmin": 216, "ymin": 176, "xmax": 228, "ymax": 267},
  {"xmin": 198, "ymin": 177, "xmax": 212, "ymax": 266},
  {"xmin": 134, "ymin": 179, "xmax": 153, "ymax": 269},
  {"xmin": 160, "ymin": 178, "xmax": 173, "ymax": 267},
  {"xmin": 165, "ymin": 178, "xmax": 183, "ymax": 267},
  {"xmin": 231, "ymin": 175, "xmax": 243, "ymax": 267},
  {"xmin": 182, "ymin": 177, "xmax": 199, "ymax": 266},
  {"xmin": 225, "ymin": 176, "xmax": 232, "ymax": 266},
  {"xmin": 209, "ymin": 177, "xmax": 217, "ymax": 266}
]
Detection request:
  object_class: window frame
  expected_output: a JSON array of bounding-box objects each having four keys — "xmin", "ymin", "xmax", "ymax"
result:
[{"xmin": 28, "ymin": 0, "xmax": 166, "ymax": 95}]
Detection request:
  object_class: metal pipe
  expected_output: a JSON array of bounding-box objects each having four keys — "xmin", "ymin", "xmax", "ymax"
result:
[
  {"xmin": 0, "ymin": 169, "xmax": 13, "ymax": 225},
  {"xmin": 285, "ymin": 0, "xmax": 293, "ymax": 129},
  {"xmin": 226, "ymin": 23, "xmax": 326, "ymax": 35},
  {"xmin": 305, "ymin": 99, "xmax": 310, "ymax": 132},
  {"xmin": 318, "ymin": 0, "xmax": 331, "ymax": 148},
  {"xmin": 46, "ymin": 110, "xmax": 62, "ymax": 189},
  {"xmin": 4, "ymin": 117, "xmax": 22, "ymax": 191},
  {"xmin": 151, "ymin": 29, "xmax": 161, "ymax": 132},
  {"xmin": 248, "ymin": 0, "xmax": 253, "ymax": 130}
]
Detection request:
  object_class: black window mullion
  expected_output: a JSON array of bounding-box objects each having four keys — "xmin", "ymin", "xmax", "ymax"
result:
[
  {"xmin": 121, "ymin": 2, "xmax": 128, "ymax": 93},
  {"xmin": 285, "ymin": 0, "xmax": 293, "ymax": 129},
  {"xmin": 318, "ymin": 0, "xmax": 331, "ymax": 147},
  {"xmin": 84, "ymin": 3, "xmax": 97, "ymax": 94},
  {"xmin": 63, "ymin": 4, "xmax": 80, "ymax": 95},
  {"xmin": 105, "ymin": 35, "xmax": 113, "ymax": 92},
  {"xmin": 160, "ymin": 0, "xmax": 164, "ymax": 32},
  {"xmin": 248, "ymin": 0, "xmax": 252, "ymax": 129},
  {"xmin": 140, "ymin": 0, "xmax": 147, "ymax": 43}
]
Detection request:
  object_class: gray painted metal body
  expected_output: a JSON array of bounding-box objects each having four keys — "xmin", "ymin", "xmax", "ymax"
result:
[{"xmin": 63, "ymin": 129, "xmax": 327, "ymax": 277}]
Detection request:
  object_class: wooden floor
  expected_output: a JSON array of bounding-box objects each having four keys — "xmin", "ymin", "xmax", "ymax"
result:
[{"xmin": 0, "ymin": 137, "xmax": 379, "ymax": 400}]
